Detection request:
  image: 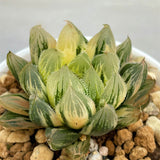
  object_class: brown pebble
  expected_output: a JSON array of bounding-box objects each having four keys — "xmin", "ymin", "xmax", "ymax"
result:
[
  {"xmin": 123, "ymin": 140, "xmax": 135, "ymax": 154},
  {"xmin": 106, "ymin": 140, "xmax": 115, "ymax": 156},
  {"xmin": 13, "ymin": 151, "xmax": 25, "ymax": 160},
  {"xmin": 128, "ymin": 119, "xmax": 143, "ymax": 132},
  {"xmin": 114, "ymin": 155, "xmax": 128, "ymax": 160},
  {"xmin": 9, "ymin": 88, "xmax": 19, "ymax": 93},
  {"xmin": 35, "ymin": 129, "xmax": 47, "ymax": 144},
  {"xmin": 139, "ymin": 157, "xmax": 151, "ymax": 160},
  {"xmin": 3, "ymin": 76, "xmax": 15, "ymax": 88},
  {"xmin": 134, "ymin": 126, "xmax": 156, "ymax": 153},
  {"xmin": 129, "ymin": 146, "xmax": 147, "ymax": 160},
  {"xmin": 22, "ymin": 142, "xmax": 32, "ymax": 152},
  {"xmin": 0, "ymin": 87, "xmax": 7, "ymax": 95},
  {"xmin": 140, "ymin": 112, "xmax": 149, "ymax": 122},
  {"xmin": 24, "ymin": 151, "xmax": 32, "ymax": 160},
  {"xmin": 0, "ymin": 142, "xmax": 9, "ymax": 158},
  {"xmin": 115, "ymin": 146, "xmax": 125, "ymax": 156},
  {"xmin": 114, "ymin": 129, "xmax": 132, "ymax": 146},
  {"xmin": 10, "ymin": 143, "xmax": 23, "ymax": 156}
]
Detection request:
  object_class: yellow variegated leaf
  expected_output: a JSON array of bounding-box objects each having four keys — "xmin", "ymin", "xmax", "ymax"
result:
[
  {"xmin": 0, "ymin": 93, "xmax": 29, "ymax": 116},
  {"xmin": 86, "ymin": 24, "xmax": 116, "ymax": 59},
  {"xmin": 57, "ymin": 21, "xmax": 87, "ymax": 65},
  {"xmin": 38, "ymin": 48, "xmax": 62, "ymax": 83},
  {"xmin": 120, "ymin": 60, "xmax": 147, "ymax": 99},
  {"xmin": 124, "ymin": 79, "xmax": 155, "ymax": 108},
  {"xmin": 83, "ymin": 67, "xmax": 104, "ymax": 105},
  {"xmin": 7, "ymin": 51, "xmax": 28, "ymax": 81},
  {"xmin": 116, "ymin": 37, "xmax": 132, "ymax": 66},
  {"xmin": 0, "ymin": 111, "xmax": 40, "ymax": 130},
  {"xmin": 45, "ymin": 128, "xmax": 80, "ymax": 151},
  {"xmin": 29, "ymin": 95, "xmax": 62, "ymax": 127},
  {"xmin": 47, "ymin": 66, "xmax": 87, "ymax": 108},
  {"xmin": 68, "ymin": 52, "xmax": 91, "ymax": 78},
  {"xmin": 19, "ymin": 63, "xmax": 48, "ymax": 101},
  {"xmin": 92, "ymin": 53, "xmax": 120, "ymax": 84},
  {"xmin": 60, "ymin": 137, "xmax": 90, "ymax": 160},
  {"xmin": 55, "ymin": 87, "xmax": 96, "ymax": 130},
  {"xmin": 116, "ymin": 105, "xmax": 141, "ymax": 128},
  {"xmin": 81, "ymin": 104, "xmax": 117, "ymax": 136},
  {"xmin": 30, "ymin": 25, "xmax": 56, "ymax": 64},
  {"xmin": 100, "ymin": 73, "xmax": 127, "ymax": 109}
]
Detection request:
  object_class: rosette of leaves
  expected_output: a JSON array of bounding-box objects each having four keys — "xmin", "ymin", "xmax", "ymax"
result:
[{"xmin": 0, "ymin": 21, "xmax": 154, "ymax": 159}]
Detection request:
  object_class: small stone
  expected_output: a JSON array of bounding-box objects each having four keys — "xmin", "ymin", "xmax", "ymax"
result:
[
  {"xmin": 88, "ymin": 151, "xmax": 102, "ymax": 160},
  {"xmin": 99, "ymin": 146, "xmax": 108, "ymax": 156},
  {"xmin": 123, "ymin": 140, "xmax": 135, "ymax": 154},
  {"xmin": 0, "ymin": 130, "xmax": 11, "ymax": 142},
  {"xmin": 114, "ymin": 155, "xmax": 128, "ymax": 160},
  {"xmin": 35, "ymin": 129, "xmax": 47, "ymax": 143},
  {"xmin": 144, "ymin": 102, "xmax": 159, "ymax": 116},
  {"xmin": 128, "ymin": 119, "xmax": 143, "ymax": 132},
  {"xmin": 7, "ymin": 130, "xmax": 30, "ymax": 143},
  {"xmin": 9, "ymin": 88, "xmax": 19, "ymax": 93},
  {"xmin": 134, "ymin": 126, "xmax": 156, "ymax": 153},
  {"xmin": 140, "ymin": 112, "xmax": 149, "ymax": 122},
  {"xmin": 30, "ymin": 144, "xmax": 54, "ymax": 160},
  {"xmin": 25, "ymin": 129, "xmax": 35, "ymax": 136},
  {"xmin": 22, "ymin": 142, "xmax": 32, "ymax": 153},
  {"xmin": 3, "ymin": 76, "xmax": 15, "ymax": 88},
  {"xmin": 10, "ymin": 143, "xmax": 23, "ymax": 156},
  {"xmin": 139, "ymin": 157, "xmax": 151, "ymax": 160},
  {"xmin": 0, "ymin": 87, "xmax": 7, "ymax": 95},
  {"xmin": 114, "ymin": 129, "xmax": 132, "ymax": 145},
  {"xmin": 13, "ymin": 151, "xmax": 25, "ymax": 160},
  {"xmin": 105, "ymin": 140, "xmax": 115, "ymax": 156},
  {"xmin": 115, "ymin": 146, "xmax": 125, "ymax": 156},
  {"xmin": 150, "ymin": 91, "xmax": 160, "ymax": 109},
  {"xmin": 129, "ymin": 146, "xmax": 147, "ymax": 160},
  {"xmin": 0, "ymin": 142, "xmax": 9, "ymax": 158},
  {"xmin": 24, "ymin": 151, "xmax": 32, "ymax": 160},
  {"xmin": 146, "ymin": 116, "xmax": 160, "ymax": 145},
  {"xmin": 89, "ymin": 139, "xmax": 98, "ymax": 152}
]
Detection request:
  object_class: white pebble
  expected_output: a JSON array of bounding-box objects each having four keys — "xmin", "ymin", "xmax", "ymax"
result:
[
  {"xmin": 89, "ymin": 139, "xmax": 98, "ymax": 152},
  {"xmin": 88, "ymin": 151, "xmax": 103, "ymax": 160},
  {"xmin": 99, "ymin": 146, "xmax": 108, "ymax": 156},
  {"xmin": 146, "ymin": 116, "xmax": 160, "ymax": 145}
]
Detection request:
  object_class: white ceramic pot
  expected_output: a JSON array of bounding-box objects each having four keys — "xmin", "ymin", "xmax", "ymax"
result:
[{"xmin": 1, "ymin": 42, "xmax": 160, "ymax": 77}]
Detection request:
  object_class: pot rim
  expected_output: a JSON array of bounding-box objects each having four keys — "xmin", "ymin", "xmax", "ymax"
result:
[{"xmin": 1, "ymin": 40, "xmax": 160, "ymax": 77}]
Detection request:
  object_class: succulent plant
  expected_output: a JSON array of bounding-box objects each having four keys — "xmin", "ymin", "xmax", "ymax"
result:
[{"xmin": 0, "ymin": 21, "xmax": 155, "ymax": 159}]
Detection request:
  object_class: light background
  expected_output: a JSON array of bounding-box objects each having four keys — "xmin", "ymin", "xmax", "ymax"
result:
[{"xmin": 0, "ymin": 0, "xmax": 159, "ymax": 63}]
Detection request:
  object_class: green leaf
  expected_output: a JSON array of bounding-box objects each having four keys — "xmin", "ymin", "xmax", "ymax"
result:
[
  {"xmin": 19, "ymin": 63, "xmax": 48, "ymax": 101},
  {"xmin": 29, "ymin": 95, "xmax": 63, "ymax": 127},
  {"xmin": 7, "ymin": 51, "xmax": 28, "ymax": 81},
  {"xmin": 100, "ymin": 73, "xmax": 127, "ymax": 109},
  {"xmin": 120, "ymin": 60, "xmax": 147, "ymax": 99},
  {"xmin": 0, "ymin": 111, "xmax": 40, "ymax": 130},
  {"xmin": 38, "ymin": 48, "xmax": 62, "ymax": 83},
  {"xmin": 116, "ymin": 37, "xmax": 132, "ymax": 66},
  {"xmin": 45, "ymin": 127, "xmax": 80, "ymax": 151},
  {"xmin": 0, "ymin": 93, "xmax": 29, "ymax": 116},
  {"xmin": 57, "ymin": 21, "xmax": 87, "ymax": 65},
  {"xmin": 60, "ymin": 137, "xmax": 90, "ymax": 160},
  {"xmin": 92, "ymin": 53, "xmax": 120, "ymax": 84},
  {"xmin": 68, "ymin": 52, "xmax": 91, "ymax": 78},
  {"xmin": 81, "ymin": 104, "xmax": 117, "ymax": 136},
  {"xmin": 55, "ymin": 87, "xmax": 96, "ymax": 130},
  {"xmin": 116, "ymin": 105, "xmax": 141, "ymax": 128},
  {"xmin": 47, "ymin": 66, "xmax": 88, "ymax": 108},
  {"xmin": 86, "ymin": 24, "xmax": 116, "ymax": 59},
  {"xmin": 83, "ymin": 67, "xmax": 104, "ymax": 105},
  {"xmin": 124, "ymin": 79, "xmax": 155, "ymax": 108},
  {"xmin": 29, "ymin": 25, "xmax": 56, "ymax": 64}
]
